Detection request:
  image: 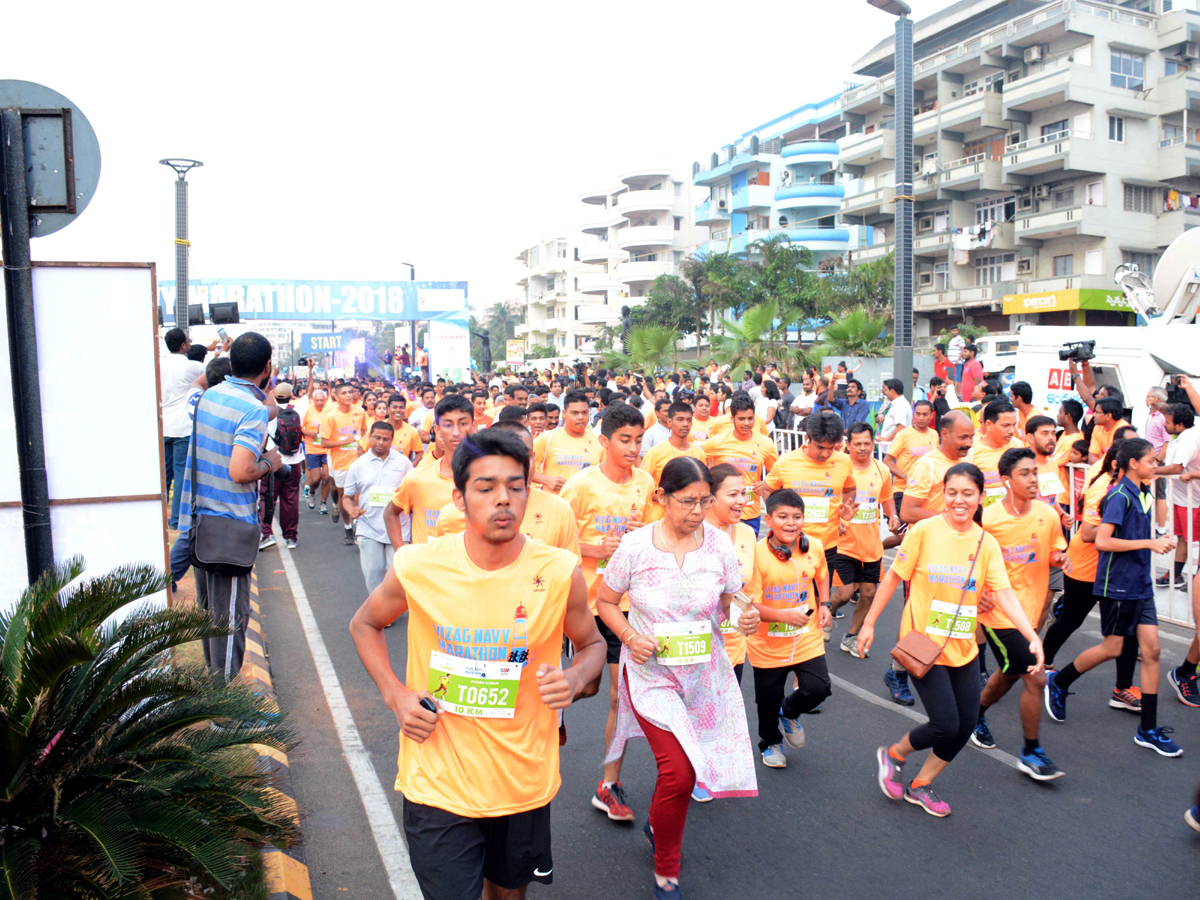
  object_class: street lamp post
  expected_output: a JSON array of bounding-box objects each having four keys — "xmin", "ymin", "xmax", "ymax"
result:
[
  {"xmin": 401, "ymin": 262, "xmax": 417, "ymax": 377},
  {"xmin": 868, "ymin": 0, "xmax": 914, "ymax": 395},
  {"xmin": 159, "ymin": 159, "xmax": 203, "ymax": 334}
]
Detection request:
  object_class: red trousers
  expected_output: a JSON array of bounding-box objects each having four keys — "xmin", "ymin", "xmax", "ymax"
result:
[{"xmin": 627, "ymin": 671, "xmax": 694, "ymax": 879}]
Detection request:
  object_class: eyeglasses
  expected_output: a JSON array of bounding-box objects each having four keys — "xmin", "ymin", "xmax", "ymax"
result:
[{"xmin": 667, "ymin": 493, "xmax": 716, "ymax": 511}]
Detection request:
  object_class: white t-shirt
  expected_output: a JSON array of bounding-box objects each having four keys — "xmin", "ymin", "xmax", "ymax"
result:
[
  {"xmin": 791, "ymin": 390, "xmax": 819, "ymax": 425},
  {"xmin": 160, "ymin": 352, "xmax": 206, "ymax": 438},
  {"xmin": 408, "ymin": 404, "xmax": 434, "ymax": 430},
  {"xmin": 640, "ymin": 422, "xmax": 671, "ymax": 455},
  {"xmin": 880, "ymin": 395, "xmax": 913, "ymax": 440},
  {"xmin": 345, "ymin": 449, "xmax": 413, "ymax": 543},
  {"xmin": 754, "ymin": 395, "xmax": 778, "ymax": 431},
  {"xmin": 947, "ymin": 335, "xmax": 966, "ymax": 364},
  {"xmin": 1166, "ymin": 426, "xmax": 1200, "ymax": 508}
]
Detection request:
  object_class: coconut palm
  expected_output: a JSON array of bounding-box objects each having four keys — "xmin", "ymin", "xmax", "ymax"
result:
[
  {"xmin": 600, "ymin": 324, "xmax": 680, "ymax": 374},
  {"xmin": 710, "ymin": 298, "xmax": 812, "ymax": 374},
  {"xmin": 0, "ymin": 558, "xmax": 298, "ymax": 899},
  {"xmin": 819, "ymin": 306, "xmax": 894, "ymax": 357}
]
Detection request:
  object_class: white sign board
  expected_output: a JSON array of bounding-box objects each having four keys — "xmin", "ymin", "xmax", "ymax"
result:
[{"xmin": 427, "ymin": 319, "xmax": 471, "ymax": 383}]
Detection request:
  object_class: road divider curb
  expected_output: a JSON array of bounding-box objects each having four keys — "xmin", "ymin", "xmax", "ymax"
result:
[{"xmin": 243, "ymin": 569, "xmax": 314, "ymax": 900}]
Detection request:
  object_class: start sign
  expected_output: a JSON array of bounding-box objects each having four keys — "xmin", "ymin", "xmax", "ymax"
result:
[{"xmin": 300, "ymin": 332, "xmax": 345, "ymax": 354}]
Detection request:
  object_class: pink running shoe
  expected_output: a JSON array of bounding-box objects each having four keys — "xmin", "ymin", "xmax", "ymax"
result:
[{"xmin": 875, "ymin": 746, "xmax": 904, "ymax": 800}]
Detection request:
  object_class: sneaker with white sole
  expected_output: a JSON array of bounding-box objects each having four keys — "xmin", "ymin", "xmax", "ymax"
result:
[
  {"xmin": 285, "ymin": 539, "xmax": 297, "ymax": 550},
  {"xmin": 1017, "ymin": 746, "xmax": 1064, "ymax": 781},
  {"xmin": 1135, "ymin": 725, "xmax": 1183, "ymax": 758},
  {"xmin": 840, "ymin": 632, "xmax": 863, "ymax": 658},
  {"xmin": 258, "ymin": 535, "xmax": 277, "ymax": 550},
  {"xmin": 905, "ymin": 783, "xmax": 951, "ymax": 817},
  {"xmin": 779, "ymin": 708, "xmax": 805, "ymax": 749},
  {"xmin": 761, "ymin": 744, "xmax": 787, "ymax": 768},
  {"xmin": 1168, "ymin": 668, "xmax": 1200, "ymax": 707},
  {"xmin": 690, "ymin": 784, "xmax": 712, "ymax": 802},
  {"xmin": 875, "ymin": 746, "xmax": 904, "ymax": 800}
]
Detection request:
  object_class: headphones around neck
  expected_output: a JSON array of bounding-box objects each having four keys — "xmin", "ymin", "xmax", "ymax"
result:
[{"xmin": 768, "ymin": 532, "xmax": 809, "ymax": 560}]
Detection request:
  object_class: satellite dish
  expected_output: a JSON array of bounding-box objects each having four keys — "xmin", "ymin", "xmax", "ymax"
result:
[
  {"xmin": 0, "ymin": 80, "xmax": 101, "ymax": 237},
  {"xmin": 1152, "ymin": 226, "xmax": 1200, "ymax": 304}
]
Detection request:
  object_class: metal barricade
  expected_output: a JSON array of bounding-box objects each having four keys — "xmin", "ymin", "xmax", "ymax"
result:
[{"xmin": 773, "ymin": 429, "xmax": 806, "ymax": 455}]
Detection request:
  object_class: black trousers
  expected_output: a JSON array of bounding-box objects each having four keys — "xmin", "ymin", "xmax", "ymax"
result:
[
  {"xmin": 908, "ymin": 661, "xmax": 978, "ymax": 763},
  {"xmin": 1043, "ymin": 574, "xmax": 1137, "ymax": 689},
  {"xmin": 752, "ymin": 656, "xmax": 832, "ymax": 750}
]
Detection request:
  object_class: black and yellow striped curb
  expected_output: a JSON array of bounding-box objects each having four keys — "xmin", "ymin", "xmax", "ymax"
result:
[{"xmin": 243, "ymin": 570, "xmax": 314, "ymax": 900}]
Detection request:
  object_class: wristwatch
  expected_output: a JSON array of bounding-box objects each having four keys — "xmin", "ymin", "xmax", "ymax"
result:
[{"xmin": 820, "ymin": 601, "xmax": 832, "ymax": 608}]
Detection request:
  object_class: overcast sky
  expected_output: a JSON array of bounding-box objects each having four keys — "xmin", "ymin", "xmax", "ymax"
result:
[{"xmin": 13, "ymin": 0, "xmax": 947, "ymax": 313}]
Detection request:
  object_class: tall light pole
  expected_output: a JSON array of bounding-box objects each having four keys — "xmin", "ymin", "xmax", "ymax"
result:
[
  {"xmin": 401, "ymin": 262, "xmax": 417, "ymax": 375},
  {"xmin": 159, "ymin": 159, "xmax": 203, "ymax": 333},
  {"xmin": 868, "ymin": 0, "xmax": 914, "ymax": 394}
]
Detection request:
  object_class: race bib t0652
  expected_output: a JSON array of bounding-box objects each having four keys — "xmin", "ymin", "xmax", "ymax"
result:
[
  {"xmin": 653, "ymin": 621, "xmax": 712, "ymax": 665},
  {"xmin": 925, "ymin": 600, "xmax": 977, "ymax": 640},
  {"xmin": 428, "ymin": 651, "xmax": 521, "ymax": 718}
]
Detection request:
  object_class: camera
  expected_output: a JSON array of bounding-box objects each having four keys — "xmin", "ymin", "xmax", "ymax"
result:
[
  {"xmin": 276, "ymin": 462, "xmax": 292, "ymax": 479},
  {"xmin": 1058, "ymin": 340, "xmax": 1096, "ymax": 363}
]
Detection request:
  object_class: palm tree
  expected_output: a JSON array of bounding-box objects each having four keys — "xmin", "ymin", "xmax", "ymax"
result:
[
  {"xmin": 600, "ymin": 324, "xmax": 680, "ymax": 374},
  {"xmin": 485, "ymin": 301, "xmax": 522, "ymax": 343},
  {"xmin": 819, "ymin": 306, "xmax": 894, "ymax": 357},
  {"xmin": 1, "ymin": 558, "xmax": 298, "ymax": 898},
  {"xmin": 710, "ymin": 298, "xmax": 808, "ymax": 374}
]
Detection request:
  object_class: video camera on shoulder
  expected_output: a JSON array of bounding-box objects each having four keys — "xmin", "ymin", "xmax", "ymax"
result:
[{"xmin": 1058, "ymin": 340, "xmax": 1096, "ymax": 363}]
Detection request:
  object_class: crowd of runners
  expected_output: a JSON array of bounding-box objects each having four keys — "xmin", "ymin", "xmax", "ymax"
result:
[{"xmin": 176, "ymin": 333, "xmax": 1200, "ymax": 900}]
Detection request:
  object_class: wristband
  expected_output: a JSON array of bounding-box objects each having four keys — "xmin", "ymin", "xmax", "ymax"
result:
[
  {"xmin": 619, "ymin": 627, "xmax": 634, "ymax": 644},
  {"xmin": 820, "ymin": 601, "xmax": 832, "ymax": 608}
]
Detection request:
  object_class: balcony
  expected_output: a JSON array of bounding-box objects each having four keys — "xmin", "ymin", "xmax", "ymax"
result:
[
  {"xmin": 578, "ymin": 276, "xmax": 625, "ymax": 296},
  {"xmin": 1002, "ymin": 58, "xmax": 1084, "ymax": 117},
  {"xmin": 1157, "ymin": 138, "xmax": 1200, "ymax": 182},
  {"xmin": 579, "ymin": 188, "xmax": 611, "ymax": 206},
  {"xmin": 839, "ymin": 127, "xmax": 895, "ymax": 167},
  {"xmin": 620, "ymin": 168, "xmax": 673, "ymax": 188},
  {"xmin": 694, "ymin": 148, "xmax": 781, "ymax": 186},
  {"xmin": 939, "ymin": 154, "xmax": 1004, "ymax": 193},
  {"xmin": 781, "ymin": 140, "xmax": 840, "ymax": 167},
  {"xmin": 841, "ymin": 174, "xmax": 895, "ymax": 219},
  {"xmin": 742, "ymin": 226, "xmax": 850, "ymax": 256},
  {"xmin": 939, "ymin": 90, "xmax": 1004, "ymax": 134},
  {"xmin": 514, "ymin": 323, "xmax": 531, "ymax": 337},
  {"xmin": 913, "ymin": 231, "xmax": 951, "ymax": 258},
  {"xmin": 731, "ymin": 183, "xmax": 775, "ymax": 213},
  {"xmin": 578, "ymin": 242, "xmax": 624, "ymax": 265},
  {"xmin": 1005, "ymin": 274, "xmax": 1116, "ymax": 297},
  {"xmin": 580, "ymin": 212, "xmax": 624, "ymax": 236},
  {"xmin": 1157, "ymin": 207, "xmax": 1200, "ymax": 247},
  {"xmin": 1015, "ymin": 205, "xmax": 1104, "ymax": 241},
  {"xmin": 617, "ymin": 259, "xmax": 673, "ymax": 287},
  {"xmin": 618, "ymin": 189, "xmax": 675, "ymax": 217},
  {"xmin": 617, "ymin": 225, "xmax": 674, "ymax": 251},
  {"xmin": 576, "ymin": 305, "xmax": 620, "ymax": 326},
  {"xmin": 1002, "ymin": 130, "xmax": 1081, "ymax": 179},
  {"xmin": 915, "ymin": 284, "xmax": 1002, "ymax": 312},
  {"xmin": 773, "ymin": 183, "xmax": 844, "ymax": 212},
  {"xmin": 850, "ymin": 241, "xmax": 893, "ymax": 264},
  {"xmin": 694, "ymin": 199, "xmax": 731, "ymax": 226},
  {"xmin": 841, "ymin": 73, "xmax": 896, "ymax": 115}
]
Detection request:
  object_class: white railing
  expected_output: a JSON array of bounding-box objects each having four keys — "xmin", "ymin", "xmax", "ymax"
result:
[
  {"xmin": 1006, "ymin": 127, "xmax": 1088, "ymax": 154},
  {"xmin": 1065, "ymin": 463, "xmax": 1194, "ymax": 627},
  {"xmin": 942, "ymin": 152, "xmax": 994, "ymax": 170}
]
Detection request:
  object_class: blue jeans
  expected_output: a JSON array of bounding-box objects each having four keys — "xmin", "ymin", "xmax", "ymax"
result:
[{"xmin": 163, "ymin": 436, "xmax": 190, "ymax": 528}]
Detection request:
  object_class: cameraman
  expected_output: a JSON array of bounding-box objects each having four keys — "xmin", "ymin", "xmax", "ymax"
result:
[{"xmin": 178, "ymin": 332, "xmax": 283, "ymax": 681}]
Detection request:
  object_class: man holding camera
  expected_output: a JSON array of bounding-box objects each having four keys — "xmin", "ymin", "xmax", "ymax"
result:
[{"xmin": 179, "ymin": 332, "xmax": 283, "ymax": 681}]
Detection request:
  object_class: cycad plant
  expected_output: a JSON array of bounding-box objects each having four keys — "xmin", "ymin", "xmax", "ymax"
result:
[
  {"xmin": 710, "ymin": 298, "xmax": 803, "ymax": 373},
  {"xmin": 819, "ymin": 306, "xmax": 894, "ymax": 357},
  {"xmin": 600, "ymin": 324, "xmax": 681, "ymax": 374},
  {"xmin": 0, "ymin": 558, "xmax": 297, "ymax": 900}
]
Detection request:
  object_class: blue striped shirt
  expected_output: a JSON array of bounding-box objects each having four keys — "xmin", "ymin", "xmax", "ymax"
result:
[{"xmin": 178, "ymin": 376, "xmax": 269, "ymax": 530}]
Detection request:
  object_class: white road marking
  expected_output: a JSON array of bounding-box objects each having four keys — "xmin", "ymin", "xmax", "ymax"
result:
[
  {"xmin": 277, "ymin": 543, "xmax": 422, "ymax": 900},
  {"xmin": 830, "ymin": 673, "xmax": 1023, "ymax": 771}
]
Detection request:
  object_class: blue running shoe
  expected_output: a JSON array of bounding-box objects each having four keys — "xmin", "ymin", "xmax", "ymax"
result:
[
  {"xmin": 653, "ymin": 882, "xmax": 681, "ymax": 899},
  {"xmin": 779, "ymin": 707, "xmax": 806, "ymax": 749},
  {"xmin": 884, "ymin": 668, "xmax": 915, "ymax": 706},
  {"xmin": 1017, "ymin": 746, "xmax": 1064, "ymax": 781},
  {"xmin": 1135, "ymin": 725, "xmax": 1183, "ymax": 758},
  {"xmin": 970, "ymin": 714, "xmax": 996, "ymax": 749},
  {"xmin": 1044, "ymin": 670, "xmax": 1069, "ymax": 722},
  {"xmin": 690, "ymin": 784, "xmax": 712, "ymax": 802},
  {"xmin": 643, "ymin": 819, "xmax": 654, "ymax": 852},
  {"xmin": 761, "ymin": 744, "xmax": 787, "ymax": 768},
  {"xmin": 1186, "ymin": 806, "xmax": 1200, "ymax": 834}
]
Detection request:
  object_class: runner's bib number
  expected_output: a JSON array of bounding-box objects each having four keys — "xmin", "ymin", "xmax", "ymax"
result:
[
  {"xmin": 653, "ymin": 621, "xmax": 711, "ymax": 665},
  {"xmin": 924, "ymin": 600, "xmax": 977, "ymax": 640},
  {"xmin": 983, "ymin": 486, "xmax": 1006, "ymax": 507},
  {"xmin": 597, "ymin": 557, "xmax": 610, "ymax": 575},
  {"xmin": 803, "ymin": 496, "xmax": 832, "ymax": 523},
  {"xmin": 1037, "ymin": 471, "xmax": 1064, "ymax": 499},
  {"xmin": 852, "ymin": 498, "xmax": 879, "ymax": 524},
  {"xmin": 367, "ymin": 488, "xmax": 393, "ymax": 507},
  {"xmin": 427, "ymin": 650, "xmax": 521, "ymax": 718},
  {"xmin": 767, "ymin": 619, "xmax": 809, "ymax": 638}
]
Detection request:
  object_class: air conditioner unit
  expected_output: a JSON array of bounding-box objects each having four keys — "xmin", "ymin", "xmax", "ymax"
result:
[
  {"xmin": 1024, "ymin": 45, "xmax": 1044, "ymax": 63},
  {"xmin": 717, "ymin": 200, "xmax": 727, "ymax": 210},
  {"xmin": 1183, "ymin": 42, "xmax": 1200, "ymax": 60},
  {"xmin": 1034, "ymin": 184, "xmax": 1052, "ymax": 199},
  {"xmin": 918, "ymin": 272, "xmax": 934, "ymax": 287},
  {"xmin": 1017, "ymin": 258, "xmax": 1033, "ymax": 275}
]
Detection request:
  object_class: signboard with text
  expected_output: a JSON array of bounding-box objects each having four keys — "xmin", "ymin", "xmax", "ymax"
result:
[
  {"xmin": 1001, "ymin": 287, "xmax": 1132, "ymax": 316},
  {"xmin": 300, "ymin": 332, "xmax": 345, "ymax": 354},
  {"xmin": 505, "ymin": 339, "xmax": 525, "ymax": 366}
]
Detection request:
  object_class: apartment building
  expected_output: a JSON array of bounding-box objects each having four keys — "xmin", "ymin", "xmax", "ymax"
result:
[
  {"xmin": 691, "ymin": 97, "xmax": 857, "ymax": 264},
  {"xmin": 840, "ymin": 0, "xmax": 1200, "ymax": 337},
  {"xmin": 574, "ymin": 169, "xmax": 703, "ymax": 328},
  {"xmin": 514, "ymin": 236, "xmax": 605, "ymax": 356}
]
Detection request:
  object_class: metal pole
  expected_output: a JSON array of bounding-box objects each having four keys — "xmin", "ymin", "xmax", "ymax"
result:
[
  {"xmin": 174, "ymin": 176, "xmax": 189, "ymax": 333},
  {"xmin": 407, "ymin": 264, "xmax": 417, "ymax": 379},
  {"xmin": 0, "ymin": 108, "xmax": 54, "ymax": 582},
  {"xmin": 892, "ymin": 13, "xmax": 914, "ymax": 395}
]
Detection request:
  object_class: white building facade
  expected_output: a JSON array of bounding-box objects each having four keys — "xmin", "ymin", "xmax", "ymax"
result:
[{"xmin": 514, "ymin": 236, "xmax": 607, "ymax": 356}]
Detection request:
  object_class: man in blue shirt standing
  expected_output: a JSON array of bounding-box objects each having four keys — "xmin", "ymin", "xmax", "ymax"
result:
[
  {"xmin": 1044, "ymin": 438, "xmax": 1183, "ymax": 757},
  {"xmin": 815, "ymin": 376, "xmax": 873, "ymax": 427},
  {"xmin": 179, "ymin": 332, "xmax": 282, "ymax": 681}
]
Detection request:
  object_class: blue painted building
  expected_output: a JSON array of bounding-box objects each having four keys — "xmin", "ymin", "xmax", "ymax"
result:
[{"xmin": 693, "ymin": 95, "xmax": 859, "ymax": 263}]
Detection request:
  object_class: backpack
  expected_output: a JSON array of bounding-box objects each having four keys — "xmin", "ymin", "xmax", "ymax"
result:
[{"xmin": 275, "ymin": 407, "xmax": 303, "ymax": 456}]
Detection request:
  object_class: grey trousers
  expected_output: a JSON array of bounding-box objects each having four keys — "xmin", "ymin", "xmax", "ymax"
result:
[
  {"xmin": 195, "ymin": 566, "xmax": 252, "ymax": 681},
  {"xmin": 358, "ymin": 536, "xmax": 395, "ymax": 595}
]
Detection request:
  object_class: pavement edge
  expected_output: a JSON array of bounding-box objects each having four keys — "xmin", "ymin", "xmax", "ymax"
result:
[{"xmin": 242, "ymin": 569, "xmax": 314, "ymax": 900}]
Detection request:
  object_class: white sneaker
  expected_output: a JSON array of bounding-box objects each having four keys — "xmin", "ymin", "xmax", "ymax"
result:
[
  {"xmin": 259, "ymin": 535, "xmax": 277, "ymax": 550},
  {"xmin": 285, "ymin": 539, "xmax": 297, "ymax": 549},
  {"xmin": 840, "ymin": 632, "xmax": 863, "ymax": 658},
  {"xmin": 761, "ymin": 744, "xmax": 787, "ymax": 768}
]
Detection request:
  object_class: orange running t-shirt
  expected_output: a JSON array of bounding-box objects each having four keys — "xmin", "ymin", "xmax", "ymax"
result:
[
  {"xmin": 968, "ymin": 437, "xmax": 1024, "ymax": 508},
  {"xmin": 690, "ymin": 416, "xmax": 715, "ymax": 443},
  {"xmin": 889, "ymin": 516, "xmax": 1010, "ymax": 667},
  {"xmin": 1064, "ymin": 472, "xmax": 1112, "ymax": 583},
  {"xmin": 302, "ymin": 403, "xmax": 328, "ymax": 456},
  {"xmin": 717, "ymin": 522, "xmax": 757, "ymax": 667},
  {"xmin": 710, "ymin": 414, "xmax": 769, "ymax": 438},
  {"xmin": 393, "ymin": 534, "xmax": 577, "ymax": 817},
  {"xmin": 840, "ymin": 459, "xmax": 892, "ymax": 563},
  {"xmin": 560, "ymin": 465, "xmax": 654, "ymax": 612},
  {"xmin": 885, "ymin": 426, "xmax": 938, "ymax": 488},
  {"xmin": 702, "ymin": 431, "xmax": 778, "ymax": 521},
  {"xmin": 1089, "ymin": 418, "xmax": 1131, "ymax": 459},
  {"xmin": 533, "ymin": 428, "xmax": 604, "ymax": 492},
  {"xmin": 981, "ymin": 499, "xmax": 1067, "ymax": 629},
  {"xmin": 744, "ymin": 535, "xmax": 828, "ymax": 668},
  {"xmin": 902, "ymin": 448, "xmax": 960, "ymax": 514},
  {"xmin": 434, "ymin": 488, "xmax": 581, "ymax": 561},
  {"xmin": 320, "ymin": 407, "xmax": 367, "ymax": 471},
  {"xmin": 763, "ymin": 449, "xmax": 856, "ymax": 551},
  {"xmin": 392, "ymin": 462, "xmax": 456, "ymax": 543}
]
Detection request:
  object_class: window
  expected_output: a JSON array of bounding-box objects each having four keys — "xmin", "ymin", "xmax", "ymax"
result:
[
  {"xmin": 673, "ymin": 251, "xmax": 683, "ymax": 267},
  {"xmin": 934, "ymin": 210, "xmax": 950, "ymax": 232},
  {"xmin": 1162, "ymin": 123, "xmax": 1185, "ymax": 147},
  {"xmin": 934, "ymin": 262, "xmax": 949, "ymax": 292},
  {"xmin": 673, "ymin": 216, "xmax": 682, "ymax": 231},
  {"xmin": 1108, "ymin": 115, "xmax": 1124, "ymax": 142},
  {"xmin": 573, "ymin": 277, "xmax": 579, "ymax": 291},
  {"xmin": 1041, "ymin": 120, "xmax": 1069, "ymax": 141},
  {"xmin": 1123, "ymin": 251, "xmax": 1157, "ymax": 275},
  {"xmin": 1052, "ymin": 186, "xmax": 1075, "ymax": 209},
  {"xmin": 1053, "ymin": 255, "xmax": 1074, "ymax": 276},
  {"xmin": 556, "ymin": 240, "xmax": 567, "ymax": 258},
  {"xmin": 1164, "ymin": 0, "xmax": 1174, "ymax": 10},
  {"xmin": 975, "ymin": 195, "xmax": 1015, "ymax": 224},
  {"xmin": 673, "ymin": 182, "xmax": 682, "ymax": 196},
  {"xmin": 1123, "ymin": 183, "xmax": 1156, "ymax": 213},
  {"xmin": 1086, "ymin": 181, "xmax": 1103, "ymax": 205},
  {"xmin": 1111, "ymin": 50, "xmax": 1145, "ymax": 90},
  {"xmin": 975, "ymin": 253, "xmax": 1015, "ymax": 286},
  {"xmin": 1167, "ymin": 59, "xmax": 1181, "ymax": 76},
  {"xmin": 1085, "ymin": 249, "xmax": 1103, "ymax": 275}
]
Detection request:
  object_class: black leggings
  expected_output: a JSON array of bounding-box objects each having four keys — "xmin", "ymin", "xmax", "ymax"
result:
[
  {"xmin": 752, "ymin": 656, "xmax": 832, "ymax": 750},
  {"xmin": 1043, "ymin": 575, "xmax": 1137, "ymax": 689},
  {"xmin": 907, "ymin": 660, "xmax": 979, "ymax": 764}
]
